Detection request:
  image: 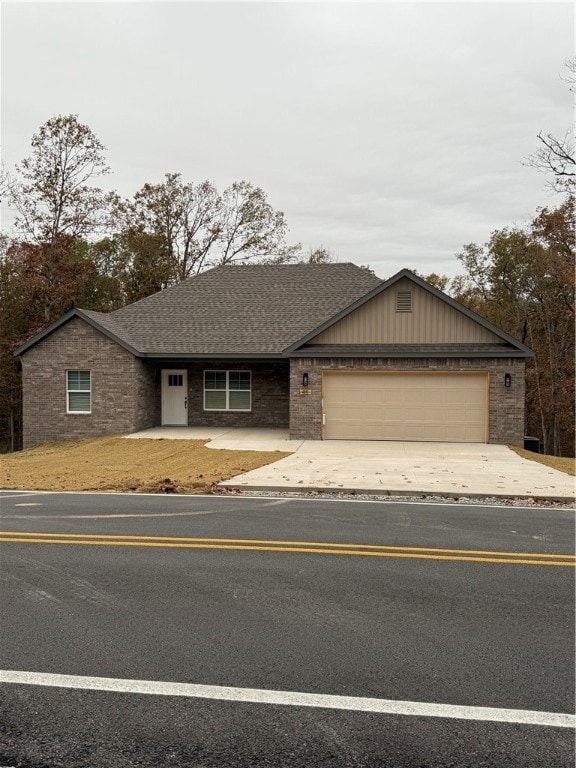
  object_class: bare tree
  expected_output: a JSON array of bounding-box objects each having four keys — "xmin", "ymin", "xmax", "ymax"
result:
[
  {"xmin": 526, "ymin": 59, "xmax": 575, "ymax": 192},
  {"xmin": 9, "ymin": 114, "xmax": 111, "ymax": 243},
  {"xmin": 217, "ymin": 181, "xmax": 292, "ymax": 266},
  {"xmin": 306, "ymin": 246, "xmax": 336, "ymax": 264},
  {"xmin": 0, "ymin": 162, "xmax": 11, "ymax": 204},
  {"xmin": 123, "ymin": 176, "xmax": 297, "ymax": 280},
  {"xmin": 128, "ymin": 173, "xmax": 221, "ymax": 280}
]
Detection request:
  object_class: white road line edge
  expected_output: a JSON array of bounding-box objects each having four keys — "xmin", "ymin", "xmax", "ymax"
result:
[
  {"xmin": 2, "ymin": 511, "xmax": 220, "ymax": 520},
  {"xmin": 13, "ymin": 503, "xmax": 42, "ymax": 507},
  {"xmin": 1, "ymin": 671, "xmax": 574, "ymax": 729},
  {"xmin": 0, "ymin": 489, "xmax": 572, "ymax": 511}
]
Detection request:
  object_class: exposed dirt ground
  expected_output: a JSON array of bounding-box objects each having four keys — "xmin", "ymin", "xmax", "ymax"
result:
[
  {"xmin": 2, "ymin": 438, "xmax": 573, "ymax": 496},
  {"xmin": 510, "ymin": 447, "xmax": 575, "ymax": 476},
  {"xmin": 0, "ymin": 436, "xmax": 290, "ymax": 494}
]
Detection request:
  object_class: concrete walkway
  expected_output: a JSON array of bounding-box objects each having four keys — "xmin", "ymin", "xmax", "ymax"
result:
[
  {"xmin": 124, "ymin": 427, "xmax": 303, "ymax": 452},
  {"xmin": 125, "ymin": 427, "xmax": 575, "ymax": 500}
]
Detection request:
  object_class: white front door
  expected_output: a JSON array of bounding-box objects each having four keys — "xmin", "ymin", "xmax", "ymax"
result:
[{"xmin": 161, "ymin": 370, "xmax": 188, "ymax": 425}]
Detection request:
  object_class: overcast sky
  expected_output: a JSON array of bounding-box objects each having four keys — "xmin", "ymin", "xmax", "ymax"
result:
[{"xmin": 1, "ymin": 1, "xmax": 573, "ymax": 278}]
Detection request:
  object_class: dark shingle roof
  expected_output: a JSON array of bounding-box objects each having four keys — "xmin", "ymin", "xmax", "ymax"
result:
[
  {"xmin": 96, "ymin": 264, "xmax": 382, "ymax": 356},
  {"xmin": 14, "ymin": 264, "xmax": 534, "ymax": 359}
]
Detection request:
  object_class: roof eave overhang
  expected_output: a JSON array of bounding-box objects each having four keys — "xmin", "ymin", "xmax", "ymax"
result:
[
  {"xmin": 14, "ymin": 315, "xmax": 290, "ymax": 359},
  {"xmin": 287, "ymin": 348, "xmax": 533, "ymax": 359},
  {"xmin": 140, "ymin": 352, "xmax": 284, "ymax": 360}
]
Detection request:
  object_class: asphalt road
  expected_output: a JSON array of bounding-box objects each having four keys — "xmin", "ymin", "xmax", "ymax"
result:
[{"xmin": 1, "ymin": 491, "xmax": 574, "ymax": 767}]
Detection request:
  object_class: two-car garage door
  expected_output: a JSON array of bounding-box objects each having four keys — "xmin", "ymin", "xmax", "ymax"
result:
[{"xmin": 322, "ymin": 372, "xmax": 488, "ymax": 442}]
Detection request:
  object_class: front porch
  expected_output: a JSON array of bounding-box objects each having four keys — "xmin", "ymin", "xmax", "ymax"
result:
[
  {"xmin": 124, "ymin": 426, "xmax": 301, "ymax": 452},
  {"xmin": 142, "ymin": 359, "xmax": 290, "ymax": 431}
]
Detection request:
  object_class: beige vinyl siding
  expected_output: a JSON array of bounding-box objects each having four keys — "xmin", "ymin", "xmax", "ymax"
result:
[
  {"xmin": 322, "ymin": 371, "xmax": 489, "ymax": 442},
  {"xmin": 310, "ymin": 278, "xmax": 500, "ymax": 345}
]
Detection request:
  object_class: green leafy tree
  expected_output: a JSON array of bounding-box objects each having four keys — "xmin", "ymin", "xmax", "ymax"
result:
[
  {"xmin": 115, "ymin": 229, "xmax": 174, "ymax": 303},
  {"xmin": 76, "ymin": 238, "xmax": 128, "ymax": 312},
  {"xmin": 0, "ymin": 234, "xmax": 104, "ymax": 450}
]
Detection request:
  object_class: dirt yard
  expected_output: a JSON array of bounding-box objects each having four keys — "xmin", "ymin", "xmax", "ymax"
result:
[
  {"xmin": 3, "ymin": 437, "xmax": 572, "ymax": 496},
  {"xmin": 510, "ymin": 447, "xmax": 575, "ymax": 476},
  {"xmin": 0, "ymin": 436, "xmax": 290, "ymax": 494}
]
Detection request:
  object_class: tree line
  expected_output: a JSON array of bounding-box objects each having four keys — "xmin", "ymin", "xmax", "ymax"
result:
[
  {"xmin": 0, "ymin": 92, "xmax": 574, "ymax": 455},
  {"xmin": 418, "ymin": 59, "xmax": 575, "ymax": 456},
  {"xmin": 416, "ymin": 196, "xmax": 574, "ymax": 457}
]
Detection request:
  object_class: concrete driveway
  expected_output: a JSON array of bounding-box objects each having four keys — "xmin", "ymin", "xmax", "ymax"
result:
[
  {"xmin": 219, "ymin": 440, "xmax": 575, "ymax": 500},
  {"xmin": 126, "ymin": 427, "xmax": 575, "ymax": 500}
]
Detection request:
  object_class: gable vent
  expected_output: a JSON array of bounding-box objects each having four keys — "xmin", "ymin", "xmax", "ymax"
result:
[{"xmin": 396, "ymin": 290, "xmax": 412, "ymax": 313}]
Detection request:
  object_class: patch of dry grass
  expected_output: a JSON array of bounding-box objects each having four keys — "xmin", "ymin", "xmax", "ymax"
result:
[
  {"xmin": 510, "ymin": 447, "xmax": 575, "ymax": 476},
  {"xmin": 0, "ymin": 436, "xmax": 289, "ymax": 494}
]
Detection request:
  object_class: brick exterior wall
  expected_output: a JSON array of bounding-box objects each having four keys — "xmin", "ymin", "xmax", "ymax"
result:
[
  {"xmin": 135, "ymin": 360, "xmax": 161, "ymax": 431},
  {"xmin": 21, "ymin": 317, "xmax": 525, "ymax": 448},
  {"xmin": 183, "ymin": 360, "xmax": 289, "ymax": 428},
  {"xmin": 289, "ymin": 357, "xmax": 526, "ymax": 445},
  {"xmin": 20, "ymin": 317, "xmax": 159, "ymax": 448},
  {"xmin": 20, "ymin": 323, "xmax": 289, "ymax": 448}
]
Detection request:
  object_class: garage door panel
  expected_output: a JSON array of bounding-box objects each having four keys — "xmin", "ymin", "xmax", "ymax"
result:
[
  {"xmin": 406, "ymin": 391, "xmax": 442, "ymax": 407},
  {"xmin": 364, "ymin": 392, "xmax": 389, "ymax": 406},
  {"xmin": 382, "ymin": 395, "xmax": 404, "ymax": 408},
  {"xmin": 323, "ymin": 372, "xmax": 488, "ymax": 442}
]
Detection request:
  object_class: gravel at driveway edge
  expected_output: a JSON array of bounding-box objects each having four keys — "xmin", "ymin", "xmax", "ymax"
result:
[{"xmin": 212, "ymin": 486, "xmax": 576, "ymax": 510}]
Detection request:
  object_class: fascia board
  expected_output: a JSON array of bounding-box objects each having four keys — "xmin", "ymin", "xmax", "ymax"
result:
[
  {"xmin": 287, "ymin": 348, "xmax": 532, "ymax": 359},
  {"xmin": 141, "ymin": 352, "xmax": 284, "ymax": 360}
]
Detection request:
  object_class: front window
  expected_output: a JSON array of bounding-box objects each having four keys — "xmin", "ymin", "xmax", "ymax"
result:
[
  {"xmin": 67, "ymin": 370, "xmax": 91, "ymax": 413},
  {"xmin": 204, "ymin": 370, "xmax": 251, "ymax": 411}
]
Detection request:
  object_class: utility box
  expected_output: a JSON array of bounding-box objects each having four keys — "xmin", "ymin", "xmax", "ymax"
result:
[{"xmin": 523, "ymin": 436, "xmax": 541, "ymax": 453}]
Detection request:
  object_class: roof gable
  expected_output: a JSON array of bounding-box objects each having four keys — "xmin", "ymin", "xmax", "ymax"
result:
[
  {"xmin": 13, "ymin": 309, "xmax": 141, "ymax": 357},
  {"xmin": 287, "ymin": 269, "xmax": 533, "ymax": 355}
]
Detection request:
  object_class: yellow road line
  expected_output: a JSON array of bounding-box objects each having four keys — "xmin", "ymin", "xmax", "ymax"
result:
[
  {"xmin": 1, "ymin": 531, "xmax": 573, "ymax": 560},
  {"xmin": 0, "ymin": 535, "xmax": 574, "ymax": 566}
]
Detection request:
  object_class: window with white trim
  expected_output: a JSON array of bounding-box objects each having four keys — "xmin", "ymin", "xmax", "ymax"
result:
[
  {"xmin": 204, "ymin": 370, "xmax": 251, "ymax": 411},
  {"xmin": 67, "ymin": 370, "xmax": 91, "ymax": 413}
]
